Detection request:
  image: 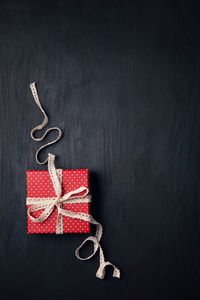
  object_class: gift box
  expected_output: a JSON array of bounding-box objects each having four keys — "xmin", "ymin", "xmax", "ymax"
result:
[{"xmin": 26, "ymin": 168, "xmax": 90, "ymax": 234}]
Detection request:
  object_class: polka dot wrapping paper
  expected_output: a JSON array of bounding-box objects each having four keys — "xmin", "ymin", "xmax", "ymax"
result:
[{"xmin": 26, "ymin": 169, "xmax": 90, "ymax": 234}]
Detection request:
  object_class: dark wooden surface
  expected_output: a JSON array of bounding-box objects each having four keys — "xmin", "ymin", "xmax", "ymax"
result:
[{"xmin": 0, "ymin": 1, "xmax": 200, "ymax": 299}]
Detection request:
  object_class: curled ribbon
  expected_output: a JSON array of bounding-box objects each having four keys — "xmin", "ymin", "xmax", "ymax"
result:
[
  {"xmin": 30, "ymin": 82, "xmax": 62, "ymax": 164},
  {"xmin": 27, "ymin": 153, "xmax": 120, "ymax": 279}
]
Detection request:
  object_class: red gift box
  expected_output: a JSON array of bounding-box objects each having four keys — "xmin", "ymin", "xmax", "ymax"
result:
[{"xmin": 26, "ymin": 169, "xmax": 90, "ymax": 234}]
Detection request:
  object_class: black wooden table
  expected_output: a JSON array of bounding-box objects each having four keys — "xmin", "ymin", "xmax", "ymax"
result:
[{"xmin": 0, "ymin": 1, "xmax": 200, "ymax": 299}]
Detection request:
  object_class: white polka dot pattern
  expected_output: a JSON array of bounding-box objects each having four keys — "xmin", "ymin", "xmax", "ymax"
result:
[{"xmin": 26, "ymin": 169, "xmax": 90, "ymax": 234}]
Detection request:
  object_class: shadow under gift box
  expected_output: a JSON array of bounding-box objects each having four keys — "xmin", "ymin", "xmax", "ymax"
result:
[{"xmin": 26, "ymin": 169, "xmax": 90, "ymax": 234}]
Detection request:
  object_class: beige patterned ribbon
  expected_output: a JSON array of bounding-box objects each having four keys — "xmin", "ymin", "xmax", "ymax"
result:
[
  {"xmin": 30, "ymin": 82, "xmax": 62, "ymax": 164},
  {"xmin": 27, "ymin": 153, "xmax": 120, "ymax": 279}
]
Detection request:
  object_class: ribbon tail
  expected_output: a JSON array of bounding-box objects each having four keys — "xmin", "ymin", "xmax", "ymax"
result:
[
  {"xmin": 96, "ymin": 246, "xmax": 120, "ymax": 279},
  {"xmin": 58, "ymin": 209, "xmax": 121, "ymax": 279},
  {"xmin": 48, "ymin": 153, "xmax": 62, "ymax": 198},
  {"xmin": 56, "ymin": 210, "xmax": 63, "ymax": 234},
  {"xmin": 96, "ymin": 262, "xmax": 120, "ymax": 279},
  {"xmin": 75, "ymin": 231, "xmax": 120, "ymax": 279}
]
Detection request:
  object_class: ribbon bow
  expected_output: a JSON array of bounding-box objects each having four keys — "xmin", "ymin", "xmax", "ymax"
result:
[{"xmin": 27, "ymin": 153, "xmax": 120, "ymax": 279}]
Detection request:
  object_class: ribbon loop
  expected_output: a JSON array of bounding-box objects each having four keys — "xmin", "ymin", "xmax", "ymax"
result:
[
  {"xmin": 28, "ymin": 202, "xmax": 55, "ymax": 223},
  {"xmin": 75, "ymin": 236, "xmax": 99, "ymax": 261},
  {"xmin": 96, "ymin": 260, "xmax": 121, "ymax": 279}
]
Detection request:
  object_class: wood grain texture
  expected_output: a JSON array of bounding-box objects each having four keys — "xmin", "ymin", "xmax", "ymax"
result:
[{"xmin": 0, "ymin": 1, "xmax": 200, "ymax": 299}]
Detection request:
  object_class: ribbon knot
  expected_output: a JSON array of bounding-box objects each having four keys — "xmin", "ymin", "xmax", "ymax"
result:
[
  {"xmin": 26, "ymin": 153, "xmax": 120, "ymax": 279},
  {"xmin": 54, "ymin": 196, "xmax": 60, "ymax": 206}
]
